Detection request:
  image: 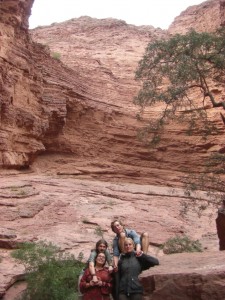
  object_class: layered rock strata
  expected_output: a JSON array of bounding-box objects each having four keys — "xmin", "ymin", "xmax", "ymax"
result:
[
  {"xmin": 0, "ymin": 0, "xmax": 224, "ymax": 188},
  {"xmin": 168, "ymin": 0, "xmax": 221, "ymax": 34},
  {"xmin": 0, "ymin": 0, "xmax": 225, "ymax": 299},
  {"xmin": 0, "ymin": 174, "xmax": 220, "ymax": 299}
]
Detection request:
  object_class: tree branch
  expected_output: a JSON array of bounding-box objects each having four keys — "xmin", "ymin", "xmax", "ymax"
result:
[{"xmin": 205, "ymin": 92, "xmax": 225, "ymax": 109}]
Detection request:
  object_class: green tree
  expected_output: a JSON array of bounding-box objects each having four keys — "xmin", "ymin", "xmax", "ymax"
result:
[
  {"xmin": 134, "ymin": 29, "xmax": 225, "ymax": 208},
  {"xmin": 51, "ymin": 52, "xmax": 61, "ymax": 60},
  {"xmin": 11, "ymin": 241, "xmax": 85, "ymax": 300},
  {"xmin": 162, "ymin": 235, "xmax": 203, "ymax": 254},
  {"xmin": 134, "ymin": 29, "xmax": 225, "ymax": 145}
]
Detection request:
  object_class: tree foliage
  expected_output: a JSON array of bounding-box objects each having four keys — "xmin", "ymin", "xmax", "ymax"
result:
[
  {"xmin": 162, "ymin": 235, "xmax": 203, "ymax": 254},
  {"xmin": 182, "ymin": 152, "xmax": 225, "ymax": 211},
  {"xmin": 134, "ymin": 29, "xmax": 225, "ymax": 144},
  {"xmin": 12, "ymin": 241, "xmax": 85, "ymax": 300},
  {"xmin": 134, "ymin": 29, "xmax": 225, "ymax": 208}
]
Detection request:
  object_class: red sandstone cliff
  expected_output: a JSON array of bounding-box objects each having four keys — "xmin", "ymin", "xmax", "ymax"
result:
[
  {"xmin": 1, "ymin": 0, "xmax": 225, "ymax": 187},
  {"xmin": 1, "ymin": 0, "xmax": 225, "ymax": 299},
  {"xmin": 29, "ymin": 0, "xmax": 225, "ymax": 187},
  {"xmin": 168, "ymin": 0, "xmax": 221, "ymax": 34}
]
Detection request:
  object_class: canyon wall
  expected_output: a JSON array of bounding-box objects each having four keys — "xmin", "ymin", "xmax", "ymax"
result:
[
  {"xmin": 168, "ymin": 0, "xmax": 221, "ymax": 34},
  {"xmin": 1, "ymin": 1, "xmax": 225, "ymax": 299},
  {"xmin": 0, "ymin": 0, "xmax": 224, "ymax": 187}
]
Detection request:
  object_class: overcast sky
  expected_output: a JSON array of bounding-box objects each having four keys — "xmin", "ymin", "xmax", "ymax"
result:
[{"xmin": 29, "ymin": 0, "xmax": 205, "ymax": 29}]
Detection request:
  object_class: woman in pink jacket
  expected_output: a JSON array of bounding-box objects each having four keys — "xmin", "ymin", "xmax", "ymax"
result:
[{"xmin": 80, "ymin": 252, "xmax": 113, "ymax": 300}]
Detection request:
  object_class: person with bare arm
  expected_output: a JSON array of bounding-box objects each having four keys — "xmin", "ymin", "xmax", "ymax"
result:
[
  {"xmin": 111, "ymin": 219, "xmax": 149, "ymax": 269},
  {"xmin": 88, "ymin": 239, "xmax": 113, "ymax": 283},
  {"xmin": 80, "ymin": 252, "xmax": 113, "ymax": 300}
]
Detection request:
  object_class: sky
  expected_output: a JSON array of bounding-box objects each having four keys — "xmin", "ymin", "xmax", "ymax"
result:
[{"xmin": 29, "ymin": 0, "xmax": 205, "ymax": 30}]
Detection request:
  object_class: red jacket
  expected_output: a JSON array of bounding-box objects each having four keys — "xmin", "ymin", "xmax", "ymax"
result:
[{"xmin": 80, "ymin": 267, "xmax": 113, "ymax": 300}]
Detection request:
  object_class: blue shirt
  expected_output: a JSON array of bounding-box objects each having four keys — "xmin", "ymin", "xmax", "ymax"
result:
[{"xmin": 113, "ymin": 228, "xmax": 141, "ymax": 257}]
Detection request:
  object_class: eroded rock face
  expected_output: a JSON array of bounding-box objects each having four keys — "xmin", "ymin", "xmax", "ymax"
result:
[
  {"xmin": 141, "ymin": 251, "xmax": 225, "ymax": 300},
  {"xmin": 0, "ymin": 0, "xmax": 33, "ymax": 30},
  {"xmin": 168, "ymin": 0, "xmax": 221, "ymax": 34},
  {"xmin": 1, "ymin": 0, "xmax": 224, "ymax": 188},
  {"xmin": 0, "ymin": 0, "xmax": 67, "ymax": 168},
  {"xmin": 0, "ymin": 174, "xmax": 220, "ymax": 299},
  {"xmin": 216, "ymin": 204, "xmax": 225, "ymax": 250},
  {"xmin": 220, "ymin": 0, "xmax": 225, "ymax": 25},
  {"xmin": 28, "ymin": 6, "xmax": 225, "ymax": 187},
  {"xmin": 0, "ymin": 0, "xmax": 225, "ymax": 299}
]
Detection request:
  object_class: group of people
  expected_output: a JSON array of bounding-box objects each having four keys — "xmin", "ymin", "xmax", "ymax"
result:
[{"xmin": 79, "ymin": 219, "xmax": 159, "ymax": 300}]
